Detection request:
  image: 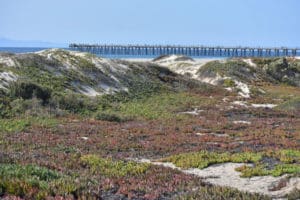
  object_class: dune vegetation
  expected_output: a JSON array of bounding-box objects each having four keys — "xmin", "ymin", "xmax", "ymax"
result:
[{"xmin": 0, "ymin": 50, "xmax": 299, "ymax": 199}]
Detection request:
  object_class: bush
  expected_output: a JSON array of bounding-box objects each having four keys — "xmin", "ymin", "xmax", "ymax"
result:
[
  {"xmin": 9, "ymin": 98, "xmax": 51, "ymax": 117},
  {"xmin": 80, "ymin": 154, "xmax": 150, "ymax": 177},
  {"xmin": 50, "ymin": 92, "xmax": 97, "ymax": 114},
  {"xmin": 0, "ymin": 90, "xmax": 11, "ymax": 118},
  {"xmin": 9, "ymin": 81, "xmax": 51, "ymax": 104},
  {"xmin": 95, "ymin": 112, "xmax": 130, "ymax": 122},
  {"xmin": 0, "ymin": 102, "xmax": 10, "ymax": 119},
  {"xmin": 223, "ymin": 79, "xmax": 236, "ymax": 87},
  {"xmin": 0, "ymin": 164, "xmax": 78, "ymax": 199},
  {"xmin": 0, "ymin": 118, "xmax": 30, "ymax": 133}
]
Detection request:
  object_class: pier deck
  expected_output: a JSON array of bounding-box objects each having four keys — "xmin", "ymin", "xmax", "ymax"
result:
[{"xmin": 69, "ymin": 44, "xmax": 299, "ymax": 57}]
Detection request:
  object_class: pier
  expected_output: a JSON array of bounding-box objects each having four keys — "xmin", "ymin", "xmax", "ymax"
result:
[{"xmin": 69, "ymin": 44, "xmax": 299, "ymax": 57}]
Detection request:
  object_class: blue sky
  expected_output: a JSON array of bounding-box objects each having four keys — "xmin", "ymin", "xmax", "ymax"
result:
[{"xmin": 0, "ymin": 0, "xmax": 299, "ymax": 47}]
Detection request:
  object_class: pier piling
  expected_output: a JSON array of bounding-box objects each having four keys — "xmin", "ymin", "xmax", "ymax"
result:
[{"xmin": 69, "ymin": 44, "xmax": 299, "ymax": 57}]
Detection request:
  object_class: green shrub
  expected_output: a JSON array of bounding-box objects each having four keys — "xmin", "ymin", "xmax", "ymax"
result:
[
  {"xmin": 0, "ymin": 164, "xmax": 60, "ymax": 198},
  {"xmin": 276, "ymin": 149, "xmax": 300, "ymax": 163},
  {"xmin": 0, "ymin": 117, "xmax": 58, "ymax": 133},
  {"xmin": 223, "ymin": 79, "xmax": 236, "ymax": 87},
  {"xmin": 9, "ymin": 98, "xmax": 53, "ymax": 117},
  {"xmin": 0, "ymin": 118, "xmax": 30, "ymax": 133},
  {"xmin": 9, "ymin": 81, "xmax": 51, "ymax": 104},
  {"xmin": 236, "ymin": 163, "xmax": 300, "ymax": 177},
  {"xmin": 0, "ymin": 102, "xmax": 10, "ymax": 118},
  {"xmin": 7, "ymin": 97, "xmax": 65, "ymax": 118},
  {"xmin": 197, "ymin": 60, "xmax": 257, "ymax": 83},
  {"xmin": 49, "ymin": 92, "xmax": 97, "ymax": 114},
  {"xmin": 80, "ymin": 154, "xmax": 150, "ymax": 177},
  {"xmin": 235, "ymin": 165, "xmax": 270, "ymax": 177},
  {"xmin": 94, "ymin": 112, "xmax": 130, "ymax": 122},
  {"xmin": 0, "ymin": 164, "xmax": 80, "ymax": 199},
  {"xmin": 0, "ymin": 90, "xmax": 12, "ymax": 118}
]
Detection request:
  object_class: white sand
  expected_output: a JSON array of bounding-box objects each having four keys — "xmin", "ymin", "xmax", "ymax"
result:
[
  {"xmin": 225, "ymin": 87, "xmax": 233, "ymax": 92},
  {"xmin": 234, "ymin": 80, "xmax": 250, "ymax": 98},
  {"xmin": 78, "ymin": 85, "xmax": 101, "ymax": 96},
  {"xmin": 243, "ymin": 58, "xmax": 257, "ymax": 68},
  {"xmin": 0, "ymin": 71, "xmax": 18, "ymax": 89},
  {"xmin": 233, "ymin": 120, "xmax": 251, "ymax": 125},
  {"xmin": 133, "ymin": 159, "xmax": 300, "ymax": 198},
  {"xmin": 201, "ymin": 73, "xmax": 223, "ymax": 85},
  {"xmin": 157, "ymin": 57, "xmax": 217, "ymax": 80},
  {"xmin": 178, "ymin": 108, "xmax": 203, "ymax": 116},
  {"xmin": 195, "ymin": 132, "xmax": 229, "ymax": 137},
  {"xmin": 152, "ymin": 56, "xmax": 252, "ymax": 98},
  {"xmin": 232, "ymin": 101, "xmax": 249, "ymax": 107},
  {"xmin": 0, "ymin": 56, "xmax": 18, "ymax": 67},
  {"xmin": 231, "ymin": 101, "xmax": 277, "ymax": 109},
  {"xmin": 121, "ymin": 58, "xmax": 153, "ymax": 62},
  {"xmin": 222, "ymin": 97, "xmax": 229, "ymax": 102},
  {"xmin": 251, "ymin": 104, "xmax": 277, "ymax": 108}
]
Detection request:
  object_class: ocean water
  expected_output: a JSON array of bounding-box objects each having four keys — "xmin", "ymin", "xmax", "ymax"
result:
[
  {"xmin": 0, "ymin": 47, "xmax": 227, "ymax": 59},
  {"xmin": 0, "ymin": 47, "xmax": 54, "ymax": 54}
]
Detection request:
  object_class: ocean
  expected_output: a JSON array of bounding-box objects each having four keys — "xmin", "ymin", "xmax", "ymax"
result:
[
  {"xmin": 0, "ymin": 47, "xmax": 54, "ymax": 54},
  {"xmin": 0, "ymin": 47, "xmax": 227, "ymax": 59}
]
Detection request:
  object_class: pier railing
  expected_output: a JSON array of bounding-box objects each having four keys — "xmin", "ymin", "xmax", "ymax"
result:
[{"xmin": 69, "ymin": 44, "xmax": 299, "ymax": 57}]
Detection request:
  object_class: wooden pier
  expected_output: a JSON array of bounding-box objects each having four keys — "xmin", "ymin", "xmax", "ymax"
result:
[{"xmin": 69, "ymin": 44, "xmax": 299, "ymax": 57}]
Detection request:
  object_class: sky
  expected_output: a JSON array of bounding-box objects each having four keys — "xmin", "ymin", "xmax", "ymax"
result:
[{"xmin": 0, "ymin": 0, "xmax": 299, "ymax": 47}]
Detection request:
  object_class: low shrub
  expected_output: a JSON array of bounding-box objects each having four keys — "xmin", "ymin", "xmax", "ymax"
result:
[
  {"xmin": 80, "ymin": 154, "xmax": 150, "ymax": 177},
  {"xmin": 223, "ymin": 79, "xmax": 236, "ymax": 87},
  {"xmin": 236, "ymin": 164, "xmax": 300, "ymax": 177},
  {"xmin": 94, "ymin": 112, "xmax": 130, "ymax": 122},
  {"xmin": 0, "ymin": 118, "xmax": 30, "ymax": 133},
  {"xmin": 0, "ymin": 163, "xmax": 84, "ymax": 199},
  {"xmin": 9, "ymin": 81, "xmax": 51, "ymax": 104},
  {"xmin": 50, "ymin": 92, "xmax": 97, "ymax": 114}
]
